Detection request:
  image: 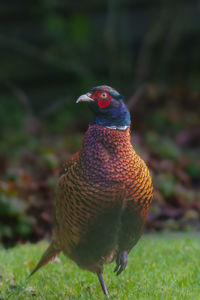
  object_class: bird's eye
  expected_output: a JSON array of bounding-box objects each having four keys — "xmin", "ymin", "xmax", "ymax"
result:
[{"xmin": 101, "ymin": 92, "xmax": 108, "ymax": 99}]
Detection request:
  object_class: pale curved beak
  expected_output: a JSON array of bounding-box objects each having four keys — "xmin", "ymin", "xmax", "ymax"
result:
[{"xmin": 76, "ymin": 93, "xmax": 94, "ymax": 103}]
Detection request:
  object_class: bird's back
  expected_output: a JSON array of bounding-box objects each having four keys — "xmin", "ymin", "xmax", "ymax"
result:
[{"xmin": 54, "ymin": 124, "xmax": 153, "ymax": 273}]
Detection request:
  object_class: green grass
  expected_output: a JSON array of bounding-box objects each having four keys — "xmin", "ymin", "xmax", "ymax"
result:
[{"xmin": 0, "ymin": 233, "xmax": 200, "ymax": 299}]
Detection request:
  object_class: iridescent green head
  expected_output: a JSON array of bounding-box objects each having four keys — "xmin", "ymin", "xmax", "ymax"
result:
[{"xmin": 76, "ymin": 85, "xmax": 130, "ymax": 128}]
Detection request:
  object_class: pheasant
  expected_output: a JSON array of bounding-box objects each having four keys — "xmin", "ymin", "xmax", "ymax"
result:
[{"xmin": 30, "ymin": 85, "xmax": 153, "ymax": 298}]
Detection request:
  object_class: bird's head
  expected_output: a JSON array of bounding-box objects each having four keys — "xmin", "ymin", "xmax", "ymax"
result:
[{"xmin": 76, "ymin": 85, "xmax": 130, "ymax": 129}]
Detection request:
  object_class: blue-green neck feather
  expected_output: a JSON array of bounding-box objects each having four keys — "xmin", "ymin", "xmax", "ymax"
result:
[{"xmin": 94, "ymin": 100, "xmax": 131, "ymax": 127}]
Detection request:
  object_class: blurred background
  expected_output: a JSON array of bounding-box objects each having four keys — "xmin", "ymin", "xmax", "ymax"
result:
[{"xmin": 0, "ymin": 0, "xmax": 200, "ymax": 247}]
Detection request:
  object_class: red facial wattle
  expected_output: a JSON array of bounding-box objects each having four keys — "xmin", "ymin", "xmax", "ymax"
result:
[
  {"xmin": 92, "ymin": 91, "xmax": 112, "ymax": 108},
  {"xmin": 98, "ymin": 98, "xmax": 111, "ymax": 108}
]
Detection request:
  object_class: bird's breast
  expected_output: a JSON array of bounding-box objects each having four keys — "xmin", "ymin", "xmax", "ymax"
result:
[{"xmin": 79, "ymin": 141, "xmax": 141, "ymax": 187}]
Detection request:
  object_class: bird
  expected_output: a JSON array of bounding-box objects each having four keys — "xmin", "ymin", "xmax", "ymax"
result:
[{"xmin": 30, "ymin": 85, "xmax": 153, "ymax": 298}]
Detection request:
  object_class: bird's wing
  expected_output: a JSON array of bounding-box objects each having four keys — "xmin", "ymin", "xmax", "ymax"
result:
[
  {"xmin": 54, "ymin": 158, "xmax": 125, "ymax": 257},
  {"xmin": 29, "ymin": 153, "xmax": 80, "ymax": 277},
  {"xmin": 53, "ymin": 151, "xmax": 79, "ymax": 237},
  {"xmin": 60, "ymin": 151, "xmax": 79, "ymax": 176}
]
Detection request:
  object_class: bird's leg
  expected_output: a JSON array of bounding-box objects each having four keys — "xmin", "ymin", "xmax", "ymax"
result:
[
  {"xmin": 97, "ymin": 273, "xmax": 109, "ymax": 298},
  {"xmin": 114, "ymin": 250, "xmax": 128, "ymax": 276}
]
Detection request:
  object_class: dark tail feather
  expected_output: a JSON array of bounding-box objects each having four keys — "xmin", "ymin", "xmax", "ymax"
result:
[{"xmin": 29, "ymin": 240, "xmax": 61, "ymax": 277}]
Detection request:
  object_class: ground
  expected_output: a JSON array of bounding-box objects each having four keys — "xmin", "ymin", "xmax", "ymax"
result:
[{"xmin": 0, "ymin": 233, "xmax": 200, "ymax": 299}]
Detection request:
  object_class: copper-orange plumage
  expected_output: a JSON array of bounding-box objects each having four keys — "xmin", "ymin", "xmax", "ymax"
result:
[{"xmin": 30, "ymin": 85, "xmax": 153, "ymax": 298}]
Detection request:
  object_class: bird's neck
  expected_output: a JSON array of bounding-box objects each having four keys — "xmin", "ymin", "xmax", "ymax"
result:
[
  {"xmin": 95, "ymin": 114, "xmax": 130, "ymax": 128},
  {"xmin": 94, "ymin": 101, "xmax": 131, "ymax": 128}
]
